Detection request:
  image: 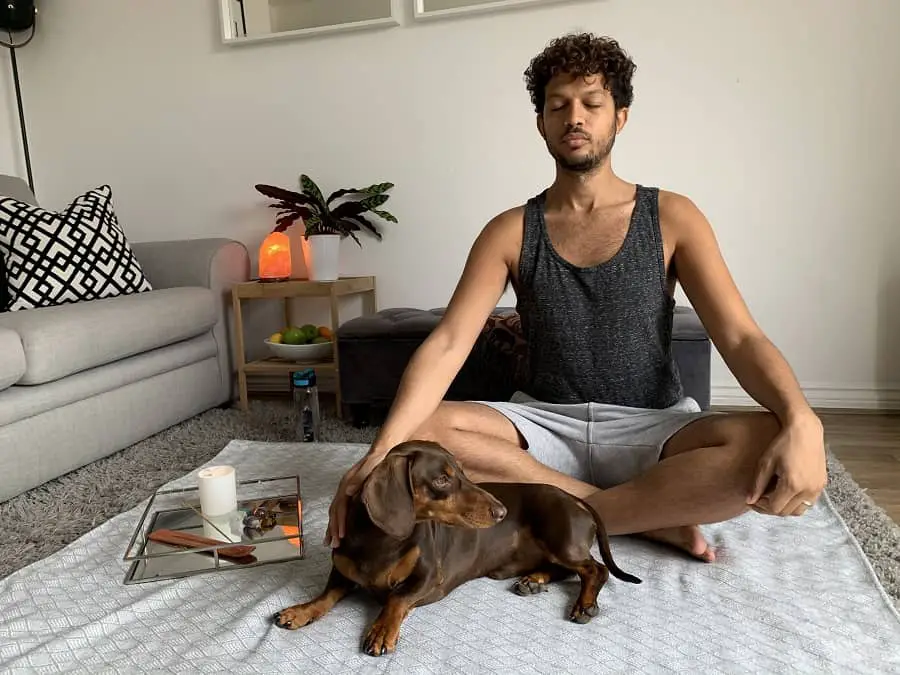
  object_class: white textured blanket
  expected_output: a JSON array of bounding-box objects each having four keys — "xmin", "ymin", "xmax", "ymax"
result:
[{"xmin": 1, "ymin": 440, "xmax": 898, "ymax": 674}]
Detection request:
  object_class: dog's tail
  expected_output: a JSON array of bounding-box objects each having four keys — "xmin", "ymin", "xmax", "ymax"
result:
[{"xmin": 579, "ymin": 498, "xmax": 642, "ymax": 585}]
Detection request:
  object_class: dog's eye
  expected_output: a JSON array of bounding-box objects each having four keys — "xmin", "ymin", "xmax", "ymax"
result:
[{"xmin": 432, "ymin": 474, "xmax": 451, "ymax": 489}]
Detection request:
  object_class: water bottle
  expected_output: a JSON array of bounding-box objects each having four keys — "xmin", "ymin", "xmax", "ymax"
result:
[{"xmin": 291, "ymin": 368, "xmax": 320, "ymax": 442}]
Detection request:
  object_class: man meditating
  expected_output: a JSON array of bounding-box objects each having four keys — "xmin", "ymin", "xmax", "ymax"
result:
[{"xmin": 325, "ymin": 32, "xmax": 826, "ymax": 562}]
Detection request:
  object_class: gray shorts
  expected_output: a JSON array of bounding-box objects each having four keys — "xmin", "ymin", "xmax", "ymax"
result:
[{"xmin": 474, "ymin": 391, "xmax": 716, "ymax": 489}]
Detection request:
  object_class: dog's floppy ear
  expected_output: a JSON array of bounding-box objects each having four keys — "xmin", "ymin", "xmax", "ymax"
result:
[{"xmin": 361, "ymin": 452, "xmax": 415, "ymax": 538}]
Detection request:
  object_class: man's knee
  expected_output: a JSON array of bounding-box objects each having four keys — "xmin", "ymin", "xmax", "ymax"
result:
[
  {"xmin": 413, "ymin": 402, "xmax": 456, "ymax": 444},
  {"xmin": 661, "ymin": 411, "xmax": 781, "ymax": 513},
  {"xmin": 412, "ymin": 400, "xmax": 525, "ymax": 449},
  {"xmin": 413, "ymin": 401, "xmax": 485, "ymax": 443},
  {"xmin": 664, "ymin": 410, "xmax": 780, "ymax": 461},
  {"xmin": 719, "ymin": 412, "xmax": 781, "ymax": 459}
]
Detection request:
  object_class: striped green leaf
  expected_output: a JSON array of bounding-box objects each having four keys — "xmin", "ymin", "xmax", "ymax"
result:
[
  {"xmin": 300, "ymin": 174, "xmax": 326, "ymax": 209},
  {"xmin": 371, "ymin": 209, "xmax": 398, "ymax": 223}
]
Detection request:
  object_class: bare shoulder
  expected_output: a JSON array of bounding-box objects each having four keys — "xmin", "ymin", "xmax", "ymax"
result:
[
  {"xmin": 482, "ymin": 204, "xmax": 526, "ymax": 240},
  {"xmin": 473, "ymin": 204, "xmax": 525, "ymax": 263},
  {"xmin": 657, "ymin": 189, "xmax": 715, "ymax": 242}
]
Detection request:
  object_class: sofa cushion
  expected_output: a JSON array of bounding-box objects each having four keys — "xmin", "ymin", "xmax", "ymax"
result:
[
  {"xmin": 0, "ymin": 286, "xmax": 217, "ymax": 385},
  {"xmin": 0, "ymin": 332, "xmax": 217, "ymax": 427},
  {"xmin": 0, "ymin": 327, "xmax": 25, "ymax": 391},
  {"xmin": 0, "ymin": 184, "xmax": 152, "ymax": 312}
]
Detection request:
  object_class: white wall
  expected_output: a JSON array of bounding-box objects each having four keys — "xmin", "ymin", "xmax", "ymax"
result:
[
  {"xmin": 3, "ymin": 0, "xmax": 899, "ymax": 409},
  {"xmin": 0, "ymin": 50, "xmax": 23, "ymax": 177}
]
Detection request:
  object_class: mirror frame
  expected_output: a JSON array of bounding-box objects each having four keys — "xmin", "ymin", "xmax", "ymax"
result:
[
  {"xmin": 413, "ymin": 0, "xmax": 579, "ymax": 22},
  {"xmin": 219, "ymin": 0, "xmax": 400, "ymax": 45}
]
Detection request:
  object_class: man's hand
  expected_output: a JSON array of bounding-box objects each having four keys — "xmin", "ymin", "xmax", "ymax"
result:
[
  {"xmin": 747, "ymin": 413, "xmax": 826, "ymax": 516},
  {"xmin": 323, "ymin": 451, "xmax": 385, "ymax": 548}
]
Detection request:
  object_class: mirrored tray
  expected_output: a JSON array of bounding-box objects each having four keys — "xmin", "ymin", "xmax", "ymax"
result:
[{"xmin": 122, "ymin": 475, "xmax": 303, "ymax": 585}]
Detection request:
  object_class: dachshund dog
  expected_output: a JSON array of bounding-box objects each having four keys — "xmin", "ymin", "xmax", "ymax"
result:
[{"xmin": 273, "ymin": 440, "xmax": 641, "ymax": 656}]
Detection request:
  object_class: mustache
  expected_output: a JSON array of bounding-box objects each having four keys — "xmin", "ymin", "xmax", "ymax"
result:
[{"xmin": 561, "ymin": 127, "xmax": 591, "ymax": 140}]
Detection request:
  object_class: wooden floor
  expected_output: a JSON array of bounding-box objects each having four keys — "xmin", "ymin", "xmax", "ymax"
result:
[{"xmin": 820, "ymin": 411, "xmax": 900, "ymax": 524}]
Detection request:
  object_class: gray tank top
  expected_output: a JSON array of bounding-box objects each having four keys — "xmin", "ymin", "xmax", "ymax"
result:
[{"xmin": 514, "ymin": 184, "xmax": 684, "ymax": 409}]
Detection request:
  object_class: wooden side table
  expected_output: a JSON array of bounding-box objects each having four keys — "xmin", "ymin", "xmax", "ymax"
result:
[{"xmin": 231, "ymin": 276, "xmax": 377, "ymax": 415}]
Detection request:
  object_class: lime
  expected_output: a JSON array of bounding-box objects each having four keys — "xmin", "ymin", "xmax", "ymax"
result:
[
  {"xmin": 282, "ymin": 327, "xmax": 306, "ymax": 345},
  {"xmin": 300, "ymin": 323, "xmax": 318, "ymax": 342}
]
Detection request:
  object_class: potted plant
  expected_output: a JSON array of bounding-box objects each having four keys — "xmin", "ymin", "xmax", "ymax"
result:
[{"xmin": 255, "ymin": 174, "xmax": 397, "ymax": 281}]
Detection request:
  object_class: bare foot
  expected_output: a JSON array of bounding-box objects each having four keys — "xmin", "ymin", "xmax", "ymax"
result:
[{"xmin": 640, "ymin": 525, "xmax": 715, "ymax": 562}]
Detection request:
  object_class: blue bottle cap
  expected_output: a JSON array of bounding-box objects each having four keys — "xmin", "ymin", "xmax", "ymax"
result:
[{"xmin": 292, "ymin": 368, "xmax": 316, "ymax": 387}]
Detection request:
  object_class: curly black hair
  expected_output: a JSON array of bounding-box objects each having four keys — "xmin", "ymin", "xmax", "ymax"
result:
[{"xmin": 524, "ymin": 33, "xmax": 637, "ymax": 113}]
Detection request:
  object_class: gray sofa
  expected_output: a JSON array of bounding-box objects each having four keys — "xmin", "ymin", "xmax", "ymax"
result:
[{"xmin": 0, "ymin": 176, "xmax": 250, "ymax": 503}]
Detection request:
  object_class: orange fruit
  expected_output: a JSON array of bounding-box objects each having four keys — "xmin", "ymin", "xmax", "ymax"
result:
[{"xmin": 318, "ymin": 326, "xmax": 332, "ymax": 339}]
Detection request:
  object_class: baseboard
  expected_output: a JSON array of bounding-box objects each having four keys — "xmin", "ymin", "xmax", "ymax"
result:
[
  {"xmin": 711, "ymin": 385, "xmax": 900, "ymax": 411},
  {"xmin": 246, "ymin": 378, "xmax": 900, "ymax": 411}
]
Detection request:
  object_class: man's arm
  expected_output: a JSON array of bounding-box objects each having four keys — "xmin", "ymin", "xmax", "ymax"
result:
[
  {"xmin": 368, "ymin": 209, "xmax": 519, "ymax": 456},
  {"xmin": 662, "ymin": 192, "xmax": 825, "ymax": 512},
  {"xmin": 663, "ymin": 192, "xmax": 812, "ymax": 423},
  {"xmin": 323, "ymin": 209, "xmax": 519, "ymax": 546}
]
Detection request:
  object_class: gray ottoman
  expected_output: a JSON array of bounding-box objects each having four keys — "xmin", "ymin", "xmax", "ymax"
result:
[{"xmin": 337, "ymin": 306, "xmax": 711, "ymax": 427}]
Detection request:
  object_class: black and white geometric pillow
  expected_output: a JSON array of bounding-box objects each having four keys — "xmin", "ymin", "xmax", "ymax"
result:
[
  {"xmin": 0, "ymin": 185, "xmax": 152, "ymax": 311},
  {"xmin": 0, "ymin": 250, "xmax": 9, "ymax": 312}
]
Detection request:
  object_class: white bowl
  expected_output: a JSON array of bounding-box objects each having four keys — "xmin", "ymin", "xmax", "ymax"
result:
[{"xmin": 264, "ymin": 339, "xmax": 333, "ymax": 362}]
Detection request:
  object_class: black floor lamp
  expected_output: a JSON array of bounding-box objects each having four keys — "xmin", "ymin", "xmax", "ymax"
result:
[{"xmin": 0, "ymin": 1, "xmax": 37, "ymax": 195}]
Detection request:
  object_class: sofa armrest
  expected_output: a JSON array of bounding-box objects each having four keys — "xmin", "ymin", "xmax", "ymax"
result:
[
  {"xmin": 132, "ymin": 238, "xmax": 250, "ymax": 404},
  {"xmin": 131, "ymin": 238, "xmax": 249, "ymax": 292}
]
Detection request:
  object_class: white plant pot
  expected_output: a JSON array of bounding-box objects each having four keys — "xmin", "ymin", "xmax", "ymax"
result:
[{"xmin": 301, "ymin": 234, "xmax": 340, "ymax": 281}]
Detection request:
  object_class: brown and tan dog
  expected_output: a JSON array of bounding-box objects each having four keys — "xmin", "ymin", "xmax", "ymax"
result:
[{"xmin": 273, "ymin": 440, "xmax": 641, "ymax": 656}]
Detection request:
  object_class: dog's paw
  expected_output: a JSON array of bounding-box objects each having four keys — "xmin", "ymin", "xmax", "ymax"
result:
[
  {"xmin": 568, "ymin": 601, "xmax": 600, "ymax": 624},
  {"xmin": 513, "ymin": 574, "xmax": 550, "ymax": 596},
  {"xmin": 272, "ymin": 605, "xmax": 316, "ymax": 630},
  {"xmin": 363, "ymin": 620, "xmax": 400, "ymax": 657}
]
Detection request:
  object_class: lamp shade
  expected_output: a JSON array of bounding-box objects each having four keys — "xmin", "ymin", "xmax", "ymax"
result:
[{"xmin": 259, "ymin": 231, "xmax": 291, "ymax": 282}]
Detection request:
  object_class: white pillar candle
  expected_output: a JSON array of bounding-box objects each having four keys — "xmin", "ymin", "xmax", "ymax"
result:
[
  {"xmin": 197, "ymin": 465, "xmax": 238, "ymax": 517},
  {"xmin": 202, "ymin": 512, "xmax": 242, "ymax": 544}
]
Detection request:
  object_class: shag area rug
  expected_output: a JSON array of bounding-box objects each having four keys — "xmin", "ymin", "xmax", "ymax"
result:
[{"xmin": 1, "ymin": 399, "xmax": 898, "ymax": 612}]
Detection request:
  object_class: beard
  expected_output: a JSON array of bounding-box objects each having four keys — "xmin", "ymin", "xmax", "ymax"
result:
[{"xmin": 547, "ymin": 123, "xmax": 617, "ymax": 174}]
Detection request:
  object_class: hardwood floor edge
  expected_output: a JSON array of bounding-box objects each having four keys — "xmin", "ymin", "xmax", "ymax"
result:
[{"xmin": 711, "ymin": 404, "xmax": 900, "ymax": 416}]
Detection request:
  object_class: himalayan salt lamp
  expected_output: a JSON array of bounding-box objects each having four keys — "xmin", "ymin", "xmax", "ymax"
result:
[{"xmin": 259, "ymin": 231, "xmax": 291, "ymax": 282}]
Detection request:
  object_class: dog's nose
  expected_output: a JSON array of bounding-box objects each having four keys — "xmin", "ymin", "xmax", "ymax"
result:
[{"xmin": 491, "ymin": 503, "xmax": 507, "ymax": 521}]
